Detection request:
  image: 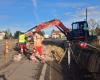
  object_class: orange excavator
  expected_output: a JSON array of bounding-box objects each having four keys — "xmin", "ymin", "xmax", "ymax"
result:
[
  {"xmin": 26, "ymin": 19, "xmax": 69, "ymax": 39},
  {"xmin": 26, "ymin": 19, "xmax": 96, "ymax": 42}
]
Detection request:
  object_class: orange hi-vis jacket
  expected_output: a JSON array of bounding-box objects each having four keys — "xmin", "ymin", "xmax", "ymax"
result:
[{"xmin": 33, "ymin": 33, "xmax": 44, "ymax": 47}]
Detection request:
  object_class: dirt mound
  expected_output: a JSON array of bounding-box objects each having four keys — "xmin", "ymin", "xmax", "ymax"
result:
[{"xmin": 42, "ymin": 40, "xmax": 65, "ymax": 62}]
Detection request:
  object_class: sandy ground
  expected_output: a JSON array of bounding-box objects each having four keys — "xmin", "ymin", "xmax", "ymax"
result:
[
  {"xmin": 0, "ymin": 40, "xmax": 43, "ymax": 80},
  {"xmin": 0, "ymin": 59, "xmax": 43, "ymax": 80}
]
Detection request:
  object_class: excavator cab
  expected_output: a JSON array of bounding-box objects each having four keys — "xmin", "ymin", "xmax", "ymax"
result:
[{"xmin": 70, "ymin": 21, "xmax": 89, "ymax": 41}]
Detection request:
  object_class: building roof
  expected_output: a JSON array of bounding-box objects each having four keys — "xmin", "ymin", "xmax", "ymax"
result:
[{"xmin": 52, "ymin": 30, "xmax": 61, "ymax": 34}]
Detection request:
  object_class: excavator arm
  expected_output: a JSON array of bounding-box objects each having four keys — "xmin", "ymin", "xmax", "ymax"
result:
[{"xmin": 26, "ymin": 19, "xmax": 70, "ymax": 37}]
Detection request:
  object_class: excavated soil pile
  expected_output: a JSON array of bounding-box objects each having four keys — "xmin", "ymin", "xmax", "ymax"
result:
[{"xmin": 42, "ymin": 39, "xmax": 66, "ymax": 62}]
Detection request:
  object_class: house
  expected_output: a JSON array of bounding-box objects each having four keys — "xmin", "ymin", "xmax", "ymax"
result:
[
  {"xmin": 0, "ymin": 32, "xmax": 5, "ymax": 40},
  {"xmin": 44, "ymin": 34, "xmax": 49, "ymax": 38},
  {"xmin": 51, "ymin": 30, "xmax": 65, "ymax": 39}
]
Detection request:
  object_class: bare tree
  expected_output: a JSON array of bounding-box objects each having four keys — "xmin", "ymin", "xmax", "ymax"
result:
[
  {"xmin": 88, "ymin": 19, "xmax": 98, "ymax": 35},
  {"xmin": 4, "ymin": 29, "xmax": 12, "ymax": 39},
  {"xmin": 95, "ymin": 25, "xmax": 100, "ymax": 36}
]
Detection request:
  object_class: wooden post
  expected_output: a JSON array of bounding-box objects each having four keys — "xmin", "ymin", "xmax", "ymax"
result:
[
  {"xmin": 8, "ymin": 39, "xmax": 12, "ymax": 50},
  {"xmin": 4, "ymin": 39, "xmax": 9, "ymax": 63}
]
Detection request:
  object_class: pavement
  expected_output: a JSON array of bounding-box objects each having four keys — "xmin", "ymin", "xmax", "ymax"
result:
[
  {"xmin": 0, "ymin": 40, "xmax": 43, "ymax": 80},
  {"xmin": 0, "ymin": 59, "xmax": 43, "ymax": 80}
]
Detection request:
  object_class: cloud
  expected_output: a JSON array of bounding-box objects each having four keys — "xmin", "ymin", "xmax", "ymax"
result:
[
  {"xmin": 0, "ymin": 0, "xmax": 31, "ymax": 8},
  {"xmin": 31, "ymin": 0, "xmax": 40, "ymax": 23},
  {"xmin": 87, "ymin": 6, "xmax": 97, "ymax": 11},
  {"xmin": 32, "ymin": 0, "xmax": 37, "ymax": 8},
  {"xmin": 33, "ymin": 11, "xmax": 40, "ymax": 23},
  {"xmin": 0, "ymin": 15, "xmax": 9, "ymax": 20},
  {"xmin": 45, "ymin": 2, "xmax": 89, "ymax": 9},
  {"xmin": 76, "ymin": 6, "xmax": 100, "ymax": 17},
  {"xmin": 64, "ymin": 12, "xmax": 76, "ymax": 17},
  {"xmin": 0, "ymin": 25, "xmax": 30, "ymax": 35},
  {"xmin": 0, "ymin": 0, "xmax": 14, "ymax": 6}
]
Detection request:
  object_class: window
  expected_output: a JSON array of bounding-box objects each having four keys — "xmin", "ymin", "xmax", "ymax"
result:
[{"xmin": 72, "ymin": 23, "xmax": 79, "ymax": 29}]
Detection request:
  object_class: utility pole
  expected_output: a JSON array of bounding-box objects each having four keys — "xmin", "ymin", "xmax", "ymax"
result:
[
  {"xmin": 85, "ymin": 8, "xmax": 88, "ymax": 42},
  {"xmin": 86, "ymin": 8, "xmax": 87, "ymax": 22}
]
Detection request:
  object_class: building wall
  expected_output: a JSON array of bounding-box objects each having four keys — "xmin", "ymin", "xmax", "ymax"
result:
[
  {"xmin": 51, "ymin": 30, "xmax": 65, "ymax": 39},
  {"xmin": 0, "ymin": 32, "xmax": 5, "ymax": 40}
]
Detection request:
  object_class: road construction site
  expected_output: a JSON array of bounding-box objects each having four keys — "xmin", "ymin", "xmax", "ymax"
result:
[{"xmin": 0, "ymin": 39, "xmax": 100, "ymax": 80}]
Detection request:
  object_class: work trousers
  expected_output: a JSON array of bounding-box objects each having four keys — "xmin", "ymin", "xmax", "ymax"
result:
[
  {"xmin": 31, "ymin": 46, "xmax": 45, "ymax": 63},
  {"xmin": 19, "ymin": 43, "xmax": 26, "ymax": 54}
]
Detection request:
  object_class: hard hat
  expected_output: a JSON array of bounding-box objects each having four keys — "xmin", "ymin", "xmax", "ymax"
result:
[{"xmin": 32, "ymin": 29, "xmax": 36, "ymax": 32}]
